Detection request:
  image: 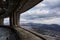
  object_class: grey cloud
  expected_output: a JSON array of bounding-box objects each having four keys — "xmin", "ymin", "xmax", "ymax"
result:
[
  {"xmin": 21, "ymin": 0, "xmax": 60, "ymax": 21},
  {"xmin": 21, "ymin": 11, "xmax": 60, "ymax": 20},
  {"xmin": 43, "ymin": 0, "xmax": 60, "ymax": 9}
]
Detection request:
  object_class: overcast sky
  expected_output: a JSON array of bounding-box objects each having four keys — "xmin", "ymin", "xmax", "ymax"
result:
[{"xmin": 20, "ymin": 0, "xmax": 60, "ymax": 25}]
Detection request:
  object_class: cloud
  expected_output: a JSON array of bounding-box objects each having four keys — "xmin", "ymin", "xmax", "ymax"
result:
[
  {"xmin": 20, "ymin": 0, "xmax": 60, "ymax": 25},
  {"xmin": 43, "ymin": 0, "xmax": 60, "ymax": 9},
  {"xmin": 20, "ymin": 17, "xmax": 60, "ymax": 24},
  {"xmin": 21, "ymin": 9, "xmax": 60, "ymax": 20},
  {"xmin": 32, "ymin": 18, "xmax": 60, "ymax": 24},
  {"xmin": 20, "ymin": 18, "xmax": 29, "ymax": 23}
]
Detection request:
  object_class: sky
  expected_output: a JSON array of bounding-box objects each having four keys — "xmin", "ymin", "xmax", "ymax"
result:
[
  {"xmin": 4, "ymin": 18, "xmax": 10, "ymax": 25},
  {"xmin": 20, "ymin": 0, "xmax": 60, "ymax": 25}
]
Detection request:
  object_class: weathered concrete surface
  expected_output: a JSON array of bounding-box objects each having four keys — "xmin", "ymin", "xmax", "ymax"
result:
[
  {"xmin": 0, "ymin": 27, "xmax": 19, "ymax": 40},
  {"xmin": 0, "ymin": 26, "xmax": 56, "ymax": 40},
  {"xmin": 0, "ymin": 18, "xmax": 3, "ymax": 25},
  {"xmin": 14, "ymin": 27, "xmax": 43, "ymax": 40},
  {"xmin": 16, "ymin": 0, "xmax": 43, "ymax": 14},
  {"xmin": 14, "ymin": 27, "xmax": 56, "ymax": 40},
  {"xmin": 0, "ymin": 0, "xmax": 43, "ymax": 18}
]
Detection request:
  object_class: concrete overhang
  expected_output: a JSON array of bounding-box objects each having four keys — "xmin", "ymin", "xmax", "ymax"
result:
[{"xmin": 0, "ymin": 0, "xmax": 43, "ymax": 18}]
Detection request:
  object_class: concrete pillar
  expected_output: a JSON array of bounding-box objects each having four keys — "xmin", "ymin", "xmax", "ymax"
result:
[
  {"xmin": 10, "ymin": 13, "xmax": 20, "ymax": 27},
  {"xmin": 0, "ymin": 18, "xmax": 3, "ymax": 25}
]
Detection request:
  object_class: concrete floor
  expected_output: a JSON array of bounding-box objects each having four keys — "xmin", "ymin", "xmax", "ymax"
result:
[
  {"xmin": 0, "ymin": 27, "xmax": 56, "ymax": 40},
  {"xmin": 0, "ymin": 27, "xmax": 19, "ymax": 40}
]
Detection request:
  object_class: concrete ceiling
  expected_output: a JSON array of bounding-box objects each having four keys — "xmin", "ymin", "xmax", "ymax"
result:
[{"xmin": 0, "ymin": 0, "xmax": 43, "ymax": 18}]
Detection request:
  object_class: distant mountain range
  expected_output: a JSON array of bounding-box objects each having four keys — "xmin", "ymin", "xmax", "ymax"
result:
[
  {"xmin": 21, "ymin": 23, "xmax": 60, "ymax": 39},
  {"xmin": 21, "ymin": 23, "xmax": 60, "ymax": 32}
]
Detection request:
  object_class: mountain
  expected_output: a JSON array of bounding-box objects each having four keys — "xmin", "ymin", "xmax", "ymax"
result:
[
  {"xmin": 21, "ymin": 23, "xmax": 60, "ymax": 39},
  {"xmin": 21, "ymin": 23, "xmax": 60, "ymax": 32}
]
